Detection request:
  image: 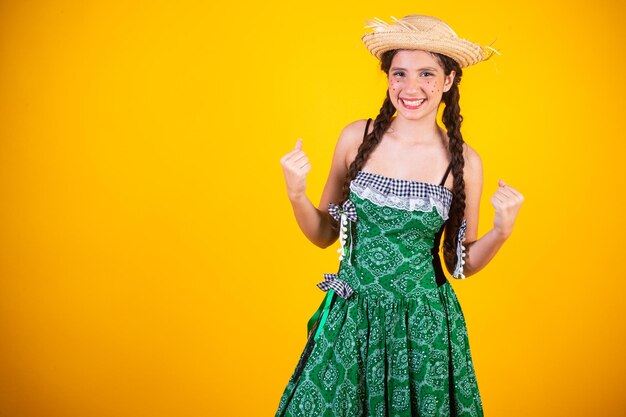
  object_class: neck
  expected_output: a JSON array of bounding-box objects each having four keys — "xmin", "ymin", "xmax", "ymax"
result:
[{"xmin": 388, "ymin": 116, "xmax": 445, "ymax": 145}]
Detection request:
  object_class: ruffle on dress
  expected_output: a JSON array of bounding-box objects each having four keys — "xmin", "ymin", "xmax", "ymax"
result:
[
  {"xmin": 451, "ymin": 218, "xmax": 468, "ymax": 279},
  {"xmin": 327, "ymin": 199, "xmax": 358, "ymax": 265}
]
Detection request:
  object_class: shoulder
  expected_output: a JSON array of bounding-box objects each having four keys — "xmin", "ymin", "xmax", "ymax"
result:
[
  {"xmin": 334, "ymin": 118, "xmax": 374, "ymax": 167},
  {"xmin": 338, "ymin": 118, "xmax": 373, "ymax": 142},
  {"xmin": 462, "ymin": 142, "xmax": 483, "ymax": 184},
  {"xmin": 462, "ymin": 142, "xmax": 482, "ymax": 168}
]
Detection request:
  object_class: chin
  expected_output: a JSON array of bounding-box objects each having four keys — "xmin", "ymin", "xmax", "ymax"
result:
[{"xmin": 397, "ymin": 111, "xmax": 432, "ymax": 121}]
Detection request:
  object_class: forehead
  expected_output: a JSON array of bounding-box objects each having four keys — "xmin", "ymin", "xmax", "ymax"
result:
[{"xmin": 391, "ymin": 49, "xmax": 442, "ymax": 69}]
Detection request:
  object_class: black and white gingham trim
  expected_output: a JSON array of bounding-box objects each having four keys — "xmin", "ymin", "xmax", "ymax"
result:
[
  {"xmin": 328, "ymin": 200, "xmax": 357, "ymax": 223},
  {"xmin": 354, "ymin": 170, "xmax": 453, "ymax": 200},
  {"xmin": 316, "ymin": 273, "xmax": 354, "ymax": 299},
  {"xmin": 350, "ymin": 170, "xmax": 453, "ymax": 220}
]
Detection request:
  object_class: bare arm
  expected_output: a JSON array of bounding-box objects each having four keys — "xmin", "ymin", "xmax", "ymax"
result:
[
  {"xmin": 448, "ymin": 145, "xmax": 524, "ymax": 277},
  {"xmin": 279, "ymin": 121, "xmax": 365, "ymax": 248},
  {"xmin": 285, "ymin": 193, "xmax": 338, "ymax": 249}
]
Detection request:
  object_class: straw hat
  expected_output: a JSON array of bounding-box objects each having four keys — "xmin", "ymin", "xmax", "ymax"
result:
[{"xmin": 361, "ymin": 15, "xmax": 498, "ymax": 68}]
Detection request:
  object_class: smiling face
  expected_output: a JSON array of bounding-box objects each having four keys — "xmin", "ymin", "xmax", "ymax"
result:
[{"xmin": 387, "ymin": 49, "xmax": 456, "ymax": 122}]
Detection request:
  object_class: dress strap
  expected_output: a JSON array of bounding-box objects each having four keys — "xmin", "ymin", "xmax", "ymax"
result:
[
  {"xmin": 439, "ymin": 161, "xmax": 452, "ymax": 186},
  {"xmin": 364, "ymin": 118, "xmax": 372, "ymax": 139}
]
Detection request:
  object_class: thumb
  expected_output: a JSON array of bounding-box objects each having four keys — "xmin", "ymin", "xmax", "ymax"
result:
[
  {"xmin": 294, "ymin": 138, "xmax": 303, "ymax": 150},
  {"xmin": 498, "ymin": 179, "xmax": 507, "ymax": 187}
]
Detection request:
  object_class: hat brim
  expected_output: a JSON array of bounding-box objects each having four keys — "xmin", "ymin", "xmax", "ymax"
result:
[{"xmin": 362, "ymin": 32, "xmax": 493, "ymax": 68}]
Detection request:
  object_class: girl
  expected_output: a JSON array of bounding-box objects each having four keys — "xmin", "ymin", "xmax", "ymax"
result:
[{"xmin": 276, "ymin": 15, "xmax": 523, "ymax": 417}]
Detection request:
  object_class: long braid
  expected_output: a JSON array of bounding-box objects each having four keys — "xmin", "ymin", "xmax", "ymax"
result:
[
  {"xmin": 339, "ymin": 50, "xmax": 399, "ymax": 203},
  {"xmin": 436, "ymin": 53, "xmax": 467, "ymax": 274}
]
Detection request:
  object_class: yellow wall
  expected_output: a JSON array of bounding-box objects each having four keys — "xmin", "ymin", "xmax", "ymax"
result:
[{"xmin": 1, "ymin": 0, "xmax": 625, "ymax": 416}]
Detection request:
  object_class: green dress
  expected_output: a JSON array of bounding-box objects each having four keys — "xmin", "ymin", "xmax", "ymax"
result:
[{"xmin": 275, "ymin": 168, "xmax": 483, "ymax": 417}]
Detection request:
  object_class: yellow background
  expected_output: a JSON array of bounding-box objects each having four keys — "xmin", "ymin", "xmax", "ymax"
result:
[{"xmin": 1, "ymin": 0, "xmax": 625, "ymax": 416}]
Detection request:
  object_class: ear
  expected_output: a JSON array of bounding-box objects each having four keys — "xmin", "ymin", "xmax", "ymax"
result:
[{"xmin": 443, "ymin": 70, "xmax": 457, "ymax": 93}]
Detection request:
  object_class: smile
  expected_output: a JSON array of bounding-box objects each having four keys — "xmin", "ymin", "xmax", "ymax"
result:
[{"xmin": 399, "ymin": 98, "xmax": 426, "ymax": 109}]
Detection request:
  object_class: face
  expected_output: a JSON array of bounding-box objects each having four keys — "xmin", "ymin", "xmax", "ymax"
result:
[{"xmin": 387, "ymin": 49, "xmax": 456, "ymax": 122}]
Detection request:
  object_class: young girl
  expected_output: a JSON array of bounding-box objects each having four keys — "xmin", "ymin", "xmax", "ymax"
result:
[{"xmin": 276, "ymin": 15, "xmax": 523, "ymax": 417}]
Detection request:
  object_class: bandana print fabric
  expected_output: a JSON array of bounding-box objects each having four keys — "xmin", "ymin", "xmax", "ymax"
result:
[{"xmin": 275, "ymin": 170, "xmax": 483, "ymax": 417}]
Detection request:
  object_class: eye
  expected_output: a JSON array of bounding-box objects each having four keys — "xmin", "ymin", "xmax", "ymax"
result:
[
  {"xmin": 421, "ymin": 72, "xmax": 434, "ymax": 77},
  {"xmin": 392, "ymin": 71, "xmax": 405, "ymax": 77}
]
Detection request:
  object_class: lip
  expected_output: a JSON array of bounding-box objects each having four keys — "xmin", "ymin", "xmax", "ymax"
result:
[{"xmin": 399, "ymin": 97, "xmax": 426, "ymax": 110}]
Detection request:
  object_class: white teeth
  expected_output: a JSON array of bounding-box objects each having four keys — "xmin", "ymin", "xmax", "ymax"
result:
[{"xmin": 402, "ymin": 98, "xmax": 425, "ymax": 106}]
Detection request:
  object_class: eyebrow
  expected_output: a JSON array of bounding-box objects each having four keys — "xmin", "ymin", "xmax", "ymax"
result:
[{"xmin": 390, "ymin": 66, "xmax": 439, "ymax": 72}]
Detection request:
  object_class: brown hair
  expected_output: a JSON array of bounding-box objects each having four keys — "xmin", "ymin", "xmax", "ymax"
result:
[{"xmin": 338, "ymin": 49, "xmax": 466, "ymax": 274}]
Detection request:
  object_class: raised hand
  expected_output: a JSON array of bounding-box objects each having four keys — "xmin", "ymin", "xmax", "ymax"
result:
[
  {"xmin": 490, "ymin": 179, "xmax": 524, "ymax": 239},
  {"xmin": 280, "ymin": 138, "xmax": 312, "ymax": 201}
]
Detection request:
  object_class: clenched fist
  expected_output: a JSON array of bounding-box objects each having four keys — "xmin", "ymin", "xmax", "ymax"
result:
[
  {"xmin": 491, "ymin": 179, "xmax": 524, "ymax": 238},
  {"xmin": 280, "ymin": 138, "xmax": 312, "ymax": 201}
]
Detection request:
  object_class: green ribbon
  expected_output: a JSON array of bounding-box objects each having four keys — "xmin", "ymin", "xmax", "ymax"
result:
[{"xmin": 307, "ymin": 289, "xmax": 335, "ymax": 342}]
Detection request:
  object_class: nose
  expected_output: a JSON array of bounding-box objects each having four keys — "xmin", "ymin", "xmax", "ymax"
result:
[{"xmin": 405, "ymin": 77, "xmax": 421, "ymax": 93}]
